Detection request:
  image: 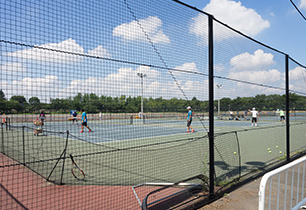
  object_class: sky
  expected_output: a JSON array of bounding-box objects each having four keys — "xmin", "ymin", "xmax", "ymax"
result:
[
  {"xmin": 181, "ymin": 0, "xmax": 306, "ymax": 65},
  {"xmin": 0, "ymin": 0, "xmax": 306, "ymax": 103}
]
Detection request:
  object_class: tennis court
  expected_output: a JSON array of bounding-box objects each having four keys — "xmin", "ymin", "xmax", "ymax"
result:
[
  {"xmin": 8, "ymin": 113, "xmax": 292, "ymax": 143},
  {"xmin": 3, "ymin": 114, "xmax": 305, "ymax": 188}
]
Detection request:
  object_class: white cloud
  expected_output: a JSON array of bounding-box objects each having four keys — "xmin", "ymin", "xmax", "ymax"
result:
[
  {"xmin": 228, "ymin": 69, "xmax": 282, "ymax": 84},
  {"xmin": 289, "ymin": 66, "xmax": 306, "ymax": 93},
  {"xmin": 225, "ymin": 69, "xmax": 283, "ymax": 97},
  {"xmin": 230, "ymin": 49, "xmax": 275, "ymax": 71},
  {"xmin": 56, "ymin": 65, "xmax": 207, "ymax": 100},
  {"xmin": 190, "ymin": 0, "xmax": 270, "ymax": 42},
  {"xmin": 225, "ymin": 49, "xmax": 283, "ymax": 97},
  {"xmin": 87, "ymin": 45, "xmax": 111, "ymax": 58},
  {"xmin": 1, "ymin": 64, "xmax": 208, "ymax": 102},
  {"xmin": 290, "ymin": 66, "xmax": 306, "ymax": 81},
  {"xmin": 172, "ymin": 62, "xmax": 199, "ymax": 78},
  {"xmin": 300, "ymin": 0, "xmax": 306, "ymax": 10},
  {"xmin": 113, "ymin": 16, "xmax": 170, "ymax": 43},
  {"xmin": 189, "ymin": 14, "xmax": 209, "ymax": 44},
  {"xmin": 175, "ymin": 62, "xmax": 199, "ymax": 73},
  {"xmin": 215, "ymin": 63, "xmax": 225, "ymax": 72},
  {"xmin": 1, "ymin": 75, "xmax": 62, "ymax": 102},
  {"xmin": 0, "ymin": 62, "xmax": 26, "ymax": 74},
  {"xmin": 6, "ymin": 38, "xmax": 84, "ymax": 63},
  {"xmin": 57, "ymin": 66, "xmax": 162, "ymax": 99}
]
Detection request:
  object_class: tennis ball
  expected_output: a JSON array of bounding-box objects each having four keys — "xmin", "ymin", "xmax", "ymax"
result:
[
  {"xmin": 234, "ymin": 152, "xmax": 237, "ymax": 155},
  {"xmin": 276, "ymin": 146, "xmax": 279, "ymax": 149},
  {"xmin": 279, "ymin": 151, "xmax": 282, "ymax": 154},
  {"xmin": 268, "ymin": 148, "xmax": 271, "ymax": 151},
  {"xmin": 269, "ymin": 151, "xmax": 272, "ymax": 154}
]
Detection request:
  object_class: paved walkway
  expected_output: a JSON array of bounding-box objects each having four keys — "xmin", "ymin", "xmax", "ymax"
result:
[{"xmin": 199, "ymin": 178, "xmax": 261, "ymax": 210}]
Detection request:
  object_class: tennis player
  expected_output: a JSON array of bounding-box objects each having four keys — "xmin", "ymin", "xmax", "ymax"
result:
[
  {"xmin": 279, "ymin": 109, "xmax": 285, "ymax": 123},
  {"xmin": 248, "ymin": 107, "xmax": 258, "ymax": 126},
  {"xmin": 187, "ymin": 106, "xmax": 195, "ymax": 133},
  {"xmin": 72, "ymin": 111, "xmax": 78, "ymax": 125},
  {"xmin": 39, "ymin": 110, "xmax": 46, "ymax": 126},
  {"xmin": 80, "ymin": 109, "xmax": 92, "ymax": 133}
]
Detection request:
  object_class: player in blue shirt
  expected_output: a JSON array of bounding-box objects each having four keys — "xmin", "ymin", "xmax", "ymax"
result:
[
  {"xmin": 72, "ymin": 111, "xmax": 78, "ymax": 125},
  {"xmin": 80, "ymin": 109, "xmax": 92, "ymax": 133},
  {"xmin": 187, "ymin": 106, "xmax": 195, "ymax": 133}
]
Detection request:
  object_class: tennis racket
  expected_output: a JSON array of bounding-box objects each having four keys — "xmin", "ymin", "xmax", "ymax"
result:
[{"xmin": 69, "ymin": 154, "xmax": 85, "ymax": 181}]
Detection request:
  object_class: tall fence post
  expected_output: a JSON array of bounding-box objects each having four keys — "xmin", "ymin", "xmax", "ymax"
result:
[
  {"xmin": 22, "ymin": 126, "xmax": 25, "ymax": 165},
  {"xmin": 285, "ymin": 54, "xmax": 290, "ymax": 161},
  {"xmin": 208, "ymin": 14, "xmax": 215, "ymax": 197},
  {"xmin": 1, "ymin": 123, "xmax": 4, "ymax": 153}
]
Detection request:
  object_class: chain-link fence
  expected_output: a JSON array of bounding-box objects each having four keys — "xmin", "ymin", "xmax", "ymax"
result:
[{"xmin": 1, "ymin": 0, "xmax": 306, "ymax": 209}]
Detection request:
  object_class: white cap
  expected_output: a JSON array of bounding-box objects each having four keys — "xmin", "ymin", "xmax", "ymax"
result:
[
  {"xmin": 252, "ymin": 107, "xmax": 255, "ymax": 110},
  {"xmin": 187, "ymin": 106, "xmax": 191, "ymax": 110}
]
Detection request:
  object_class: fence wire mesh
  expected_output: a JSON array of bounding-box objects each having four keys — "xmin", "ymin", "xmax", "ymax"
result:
[{"xmin": 1, "ymin": 0, "xmax": 306, "ymax": 209}]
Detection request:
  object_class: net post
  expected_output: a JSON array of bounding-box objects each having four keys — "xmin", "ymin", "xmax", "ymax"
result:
[
  {"xmin": 59, "ymin": 130, "xmax": 70, "ymax": 185},
  {"xmin": 22, "ymin": 126, "xmax": 25, "ymax": 165},
  {"xmin": 285, "ymin": 54, "xmax": 290, "ymax": 162},
  {"xmin": 234, "ymin": 131, "xmax": 241, "ymax": 178},
  {"xmin": 208, "ymin": 14, "xmax": 215, "ymax": 198},
  {"xmin": 46, "ymin": 130, "xmax": 70, "ymax": 184}
]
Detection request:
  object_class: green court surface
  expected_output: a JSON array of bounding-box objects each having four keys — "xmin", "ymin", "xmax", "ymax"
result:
[{"xmin": 1, "ymin": 120, "xmax": 306, "ymax": 187}]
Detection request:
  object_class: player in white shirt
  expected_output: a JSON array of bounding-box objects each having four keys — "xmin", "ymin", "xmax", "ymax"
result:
[{"xmin": 248, "ymin": 107, "xmax": 258, "ymax": 126}]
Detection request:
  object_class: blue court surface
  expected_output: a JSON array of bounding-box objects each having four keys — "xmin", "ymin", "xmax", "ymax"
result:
[{"xmin": 12, "ymin": 114, "xmax": 305, "ymax": 144}]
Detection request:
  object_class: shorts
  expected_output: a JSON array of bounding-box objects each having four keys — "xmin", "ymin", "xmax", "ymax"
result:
[
  {"xmin": 82, "ymin": 122, "xmax": 87, "ymax": 126},
  {"xmin": 280, "ymin": 116, "xmax": 285, "ymax": 120},
  {"xmin": 72, "ymin": 117, "xmax": 78, "ymax": 122},
  {"xmin": 252, "ymin": 117, "xmax": 257, "ymax": 123},
  {"xmin": 187, "ymin": 120, "xmax": 192, "ymax": 127}
]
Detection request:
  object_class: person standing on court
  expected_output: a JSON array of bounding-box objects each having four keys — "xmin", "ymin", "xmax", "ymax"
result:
[
  {"xmin": 248, "ymin": 107, "xmax": 258, "ymax": 126},
  {"xmin": 279, "ymin": 109, "xmax": 285, "ymax": 123},
  {"xmin": 72, "ymin": 110, "xmax": 78, "ymax": 125},
  {"xmin": 39, "ymin": 109, "xmax": 46, "ymax": 126},
  {"xmin": 99, "ymin": 111, "xmax": 102, "ymax": 120},
  {"xmin": 187, "ymin": 106, "xmax": 195, "ymax": 133},
  {"xmin": 80, "ymin": 109, "xmax": 92, "ymax": 133}
]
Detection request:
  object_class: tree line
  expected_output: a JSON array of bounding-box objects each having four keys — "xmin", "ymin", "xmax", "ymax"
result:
[{"xmin": 0, "ymin": 90, "xmax": 305, "ymax": 114}]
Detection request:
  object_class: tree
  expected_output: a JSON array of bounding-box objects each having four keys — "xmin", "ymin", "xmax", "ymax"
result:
[
  {"xmin": 9, "ymin": 100, "xmax": 22, "ymax": 112},
  {"xmin": 10, "ymin": 95, "xmax": 28, "ymax": 112},
  {"xmin": 10, "ymin": 95, "xmax": 27, "ymax": 104},
  {"xmin": 29, "ymin": 97, "xmax": 40, "ymax": 106},
  {"xmin": 72, "ymin": 93, "xmax": 83, "ymax": 110},
  {"xmin": 0, "ymin": 90, "xmax": 6, "ymax": 101},
  {"xmin": 29, "ymin": 97, "xmax": 41, "ymax": 112}
]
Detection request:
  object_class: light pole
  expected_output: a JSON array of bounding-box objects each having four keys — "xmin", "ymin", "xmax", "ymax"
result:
[
  {"xmin": 216, "ymin": 84, "xmax": 222, "ymax": 118},
  {"xmin": 137, "ymin": 73, "xmax": 146, "ymax": 118}
]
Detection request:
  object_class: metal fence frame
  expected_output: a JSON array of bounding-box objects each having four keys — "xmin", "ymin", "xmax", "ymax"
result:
[{"xmin": 258, "ymin": 156, "xmax": 306, "ymax": 210}]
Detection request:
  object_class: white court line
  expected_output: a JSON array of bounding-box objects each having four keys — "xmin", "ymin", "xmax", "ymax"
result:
[{"xmin": 97, "ymin": 130, "xmax": 209, "ymax": 144}]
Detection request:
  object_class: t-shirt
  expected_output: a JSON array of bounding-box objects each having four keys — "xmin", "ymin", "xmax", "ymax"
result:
[
  {"xmin": 279, "ymin": 110, "xmax": 285, "ymax": 116},
  {"xmin": 39, "ymin": 112, "xmax": 45, "ymax": 119},
  {"xmin": 82, "ymin": 112, "xmax": 87, "ymax": 122},
  {"xmin": 187, "ymin": 110, "xmax": 193, "ymax": 121},
  {"xmin": 251, "ymin": 110, "xmax": 258, "ymax": 118}
]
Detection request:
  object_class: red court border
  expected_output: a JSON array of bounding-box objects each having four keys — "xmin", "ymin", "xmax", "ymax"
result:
[{"xmin": 0, "ymin": 154, "xmax": 143, "ymax": 210}]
